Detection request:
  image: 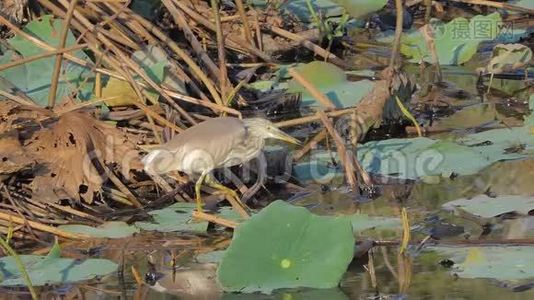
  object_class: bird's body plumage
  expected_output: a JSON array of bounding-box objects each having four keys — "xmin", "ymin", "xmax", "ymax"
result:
[
  {"xmin": 142, "ymin": 116, "xmax": 299, "ymax": 215},
  {"xmin": 143, "ymin": 117, "xmax": 267, "ymax": 175}
]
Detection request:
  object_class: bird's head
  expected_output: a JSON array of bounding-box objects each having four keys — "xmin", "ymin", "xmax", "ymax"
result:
[{"xmin": 243, "ymin": 118, "xmax": 300, "ymax": 145}]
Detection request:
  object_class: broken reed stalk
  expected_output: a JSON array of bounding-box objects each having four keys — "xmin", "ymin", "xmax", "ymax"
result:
[
  {"xmin": 172, "ymin": 0, "xmax": 270, "ymax": 61},
  {"xmin": 450, "ymin": 0, "xmax": 534, "ymax": 14},
  {"xmin": 268, "ymin": 26, "xmax": 346, "ymax": 67},
  {"xmin": 389, "ymin": 0, "xmax": 404, "ymax": 69},
  {"xmin": 420, "ymin": 24, "xmax": 442, "ymax": 82},
  {"xmin": 120, "ymin": 7, "xmax": 224, "ymax": 106},
  {"xmin": 44, "ymin": 0, "xmax": 200, "ymax": 124},
  {"xmin": 318, "ymin": 111, "xmax": 358, "ymax": 189},
  {"xmin": 210, "ymin": 0, "xmax": 229, "ymax": 102},
  {"xmin": 0, "ymin": 90, "xmax": 36, "ymax": 106},
  {"xmin": 292, "ymin": 128, "xmax": 328, "ymax": 161},
  {"xmin": 234, "ymin": 0, "xmax": 255, "ymax": 48},
  {"xmin": 161, "ymin": 0, "xmax": 220, "ymax": 83},
  {"xmin": 0, "ymin": 211, "xmax": 91, "ymax": 240},
  {"xmin": 287, "ymin": 68, "xmax": 336, "ymax": 110},
  {"xmin": 0, "ymin": 8, "xmax": 222, "ymax": 121},
  {"xmin": 48, "ymin": 0, "xmax": 79, "ymax": 108},
  {"xmin": 275, "ymin": 107, "xmax": 357, "ymax": 127},
  {"xmin": 192, "ymin": 211, "xmax": 238, "ymax": 229}
]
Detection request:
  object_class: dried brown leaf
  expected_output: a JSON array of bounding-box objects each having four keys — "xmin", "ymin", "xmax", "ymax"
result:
[
  {"xmin": 24, "ymin": 111, "xmax": 141, "ymax": 203},
  {"xmin": 0, "ymin": 130, "xmax": 34, "ymax": 176}
]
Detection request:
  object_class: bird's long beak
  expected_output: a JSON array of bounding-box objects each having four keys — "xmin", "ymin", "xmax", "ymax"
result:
[{"xmin": 272, "ymin": 128, "xmax": 301, "ymax": 145}]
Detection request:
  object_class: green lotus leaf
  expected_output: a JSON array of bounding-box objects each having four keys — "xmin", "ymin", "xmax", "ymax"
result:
[
  {"xmin": 58, "ymin": 221, "xmax": 140, "ymax": 238},
  {"xmin": 0, "ymin": 241, "xmax": 117, "ymax": 286},
  {"xmin": 218, "ymin": 200, "xmax": 354, "ymax": 293}
]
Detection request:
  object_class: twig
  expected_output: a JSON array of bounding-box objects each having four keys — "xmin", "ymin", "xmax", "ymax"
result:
[
  {"xmin": 172, "ymin": 0, "xmax": 270, "ymax": 61},
  {"xmin": 317, "ymin": 111, "xmax": 358, "ymax": 189},
  {"xmin": 161, "ymin": 0, "xmax": 220, "ymax": 83},
  {"xmin": 48, "ymin": 0, "xmax": 79, "ymax": 108},
  {"xmin": 420, "ymin": 24, "xmax": 442, "ymax": 82},
  {"xmin": 292, "ymin": 128, "xmax": 327, "ymax": 161},
  {"xmin": 268, "ymin": 25, "xmax": 346, "ymax": 67},
  {"xmin": 389, "ymin": 0, "xmax": 404, "ymax": 69},
  {"xmin": 210, "ymin": 0, "xmax": 229, "ymax": 102},
  {"xmin": 235, "ymin": 0, "xmax": 255, "ymax": 48},
  {"xmin": 192, "ymin": 211, "xmax": 238, "ymax": 229},
  {"xmin": 275, "ymin": 107, "xmax": 356, "ymax": 128},
  {"xmin": 0, "ymin": 211, "xmax": 92, "ymax": 240}
]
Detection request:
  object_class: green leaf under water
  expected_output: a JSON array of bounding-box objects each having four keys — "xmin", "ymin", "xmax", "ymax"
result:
[
  {"xmin": 58, "ymin": 221, "xmax": 140, "ymax": 238},
  {"xmin": 288, "ymin": 61, "xmax": 375, "ymax": 108},
  {"xmin": 0, "ymin": 241, "xmax": 117, "ymax": 286},
  {"xmin": 134, "ymin": 202, "xmax": 209, "ymax": 233},
  {"xmin": 429, "ymin": 246, "xmax": 534, "ymax": 281},
  {"xmin": 217, "ymin": 200, "xmax": 354, "ymax": 293}
]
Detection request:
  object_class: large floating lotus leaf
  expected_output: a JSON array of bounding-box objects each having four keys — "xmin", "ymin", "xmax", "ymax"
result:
[
  {"xmin": 0, "ymin": 241, "xmax": 117, "ymax": 286},
  {"xmin": 0, "ymin": 15, "xmax": 94, "ymax": 106},
  {"xmin": 397, "ymin": 13, "xmax": 506, "ymax": 65},
  {"xmin": 288, "ymin": 61, "xmax": 375, "ymax": 108},
  {"xmin": 58, "ymin": 221, "xmax": 140, "ymax": 238},
  {"xmin": 217, "ymin": 200, "xmax": 354, "ymax": 293},
  {"xmin": 357, "ymin": 137, "xmax": 511, "ymax": 180},
  {"xmin": 429, "ymin": 246, "xmax": 534, "ymax": 281},
  {"xmin": 295, "ymin": 132, "xmax": 530, "ymax": 183},
  {"xmin": 134, "ymin": 203, "xmax": 208, "ymax": 233},
  {"xmin": 442, "ymin": 194, "xmax": 534, "ymax": 218}
]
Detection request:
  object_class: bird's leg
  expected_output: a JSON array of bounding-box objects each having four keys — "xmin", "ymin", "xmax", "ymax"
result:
[
  {"xmin": 195, "ymin": 172, "xmax": 208, "ymax": 212},
  {"xmin": 205, "ymin": 174, "xmax": 249, "ymax": 218}
]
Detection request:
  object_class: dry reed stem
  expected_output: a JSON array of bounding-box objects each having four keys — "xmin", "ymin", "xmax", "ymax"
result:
[
  {"xmin": 317, "ymin": 111, "xmax": 358, "ymax": 189},
  {"xmin": 292, "ymin": 128, "xmax": 328, "ymax": 161},
  {"xmin": 192, "ymin": 211, "xmax": 238, "ymax": 229},
  {"xmin": 43, "ymin": 0, "xmax": 197, "ymax": 124},
  {"xmin": 287, "ymin": 68, "xmax": 336, "ymax": 110},
  {"xmin": 389, "ymin": 0, "xmax": 404, "ymax": 69},
  {"xmin": 161, "ymin": 0, "xmax": 220, "ymax": 82},
  {"xmin": 0, "ymin": 211, "xmax": 92, "ymax": 239},
  {"xmin": 275, "ymin": 107, "xmax": 357, "ymax": 128},
  {"xmin": 173, "ymin": 0, "xmax": 270, "ymax": 61},
  {"xmin": 0, "ymin": 89, "xmax": 36, "ymax": 106},
  {"xmin": 123, "ymin": 8, "xmax": 224, "ymax": 106},
  {"xmin": 268, "ymin": 26, "xmax": 346, "ymax": 67},
  {"xmin": 48, "ymin": 0, "xmax": 79, "ymax": 108},
  {"xmin": 210, "ymin": 0, "xmax": 229, "ymax": 102},
  {"xmin": 235, "ymin": 0, "xmax": 255, "ymax": 48}
]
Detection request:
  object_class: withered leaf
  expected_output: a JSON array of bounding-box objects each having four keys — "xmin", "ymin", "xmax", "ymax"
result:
[{"xmin": 25, "ymin": 111, "xmax": 141, "ymax": 203}]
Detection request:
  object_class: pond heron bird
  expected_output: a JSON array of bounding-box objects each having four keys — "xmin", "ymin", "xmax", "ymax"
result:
[{"xmin": 142, "ymin": 117, "xmax": 300, "ymax": 214}]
